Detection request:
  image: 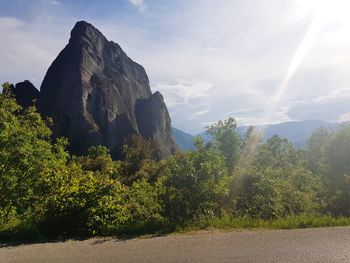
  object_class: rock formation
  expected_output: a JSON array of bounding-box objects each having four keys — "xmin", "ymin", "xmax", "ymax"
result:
[
  {"xmin": 36, "ymin": 21, "xmax": 177, "ymax": 159},
  {"xmin": 135, "ymin": 91, "xmax": 177, "ymax": 157},
  {"xmin": 12, "ymin": 80, "xmax": 40, "ymax": 108}
]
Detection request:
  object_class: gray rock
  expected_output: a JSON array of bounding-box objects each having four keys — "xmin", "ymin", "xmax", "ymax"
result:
[
  {"xmin": 12, "ymin": 80, "xmax": 40, "ymax": 108},
  {"xmin": 135, "ymin": 91, "xmax": 178, "ymax": 157},
  {"xmin": 39, "ymin": 21, "xmax": 177, "ymax": 159}
]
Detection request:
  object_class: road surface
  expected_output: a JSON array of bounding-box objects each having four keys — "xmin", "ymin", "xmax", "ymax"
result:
[{"xmin": 1, "ymin": 227, "xmax": 350, "ymax": 263}]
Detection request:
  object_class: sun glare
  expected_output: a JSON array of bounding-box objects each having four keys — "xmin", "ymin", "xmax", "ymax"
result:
[
  {"xmin": 261, "ymin": 0, "xmax": 350, "ymax": 125},
  {"xmin": 301, "ymin": 0, "xmax": 350, "ymax": 43},
  {"xmin": 303, "ymin": 0, "xmax": 350, "ymax": 21}
]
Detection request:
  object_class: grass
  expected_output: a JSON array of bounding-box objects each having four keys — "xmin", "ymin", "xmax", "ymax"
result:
[
  {"xmin": 0, "ymin": 219, "xmax": 47, "ymax": 244},
  {"xmin": 180, "ymin": 215, "xmax": 350, "ymax": 232},
  {"xmin": 2, "ymin": 215, "xmax": 350, "ymax": 244}
]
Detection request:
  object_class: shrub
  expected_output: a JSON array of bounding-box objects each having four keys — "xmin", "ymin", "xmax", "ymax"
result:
[{"xmin": 162, "ymin": 147, "xmax": 228, "ymax": 225}]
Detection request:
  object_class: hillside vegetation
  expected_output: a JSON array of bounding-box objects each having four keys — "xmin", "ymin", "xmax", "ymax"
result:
[{"xmin": 1, "ymin": 82, "xmax": 350, "ymax": 242}]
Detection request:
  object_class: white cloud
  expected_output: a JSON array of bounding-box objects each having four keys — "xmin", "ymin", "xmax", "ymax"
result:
[
  {"xmin": 229, "ymin": 103, "xmax": 293, "ymax": 127},
  {"xmin": 311, "ymin": 88, "xmax": 350, "ymax": 104},
  {"xmin": 235, "ymin": 116, "xmax": 265, "ymax": 127},
  {"xmin": 127, "ymin": 0, "xmax": 147, "ymax": 11},
  {"xmin": 0, "ymin": 16, "xmax": 70, "ymax": 87},
  {"xmin": 50, "ymin": 0, "xmax": 61, "ymax": 5},
  {"xmin": 39, "ymin": 0, "xmax": 61, "ymax": 5},
  {"xmin": 154, "ymin": 80, "xmax": 211, "ymax": 108},
  {"xmin": 201, "ymin": 121, "xmax": 216, "ymax": 128},
  {"xmin": 190, "ymin": 109, "xmax": 210, "ymax": 120},
  {"xmin": 338, "ymin": 112, "xmax": 350, "ymax": 123},
  {"xmin": 0, "ymin": 17, "xmax": 23, "ymax": 29},
  {"xmin": 152, "ymin": 80, "xmax": 212, "ymax": 132}
]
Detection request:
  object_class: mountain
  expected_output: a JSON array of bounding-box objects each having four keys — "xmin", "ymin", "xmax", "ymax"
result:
[
  {"xmin": 172, "ymin": 128, "xmax": 195, "ymax": 151},
  {"xmin": 174, "ymin": 120, "xmax": 338, "ymax": 151},
  {"xmin": 252, "ymin": 120, "xmax": 337, "ymax": 148},
  {"xmin": 15, "ymin": 21, "xmax": 177, "ymax": 159}
]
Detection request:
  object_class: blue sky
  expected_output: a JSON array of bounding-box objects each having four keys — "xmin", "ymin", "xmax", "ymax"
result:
[{"xmin": 1, "ymin": 0, "xmax": 350, "ymax": 134}]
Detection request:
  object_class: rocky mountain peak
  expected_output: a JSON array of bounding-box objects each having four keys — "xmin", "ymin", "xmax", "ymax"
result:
[
  {"xmin": 70, "ymin": 20, "xmax": 95, "ymax": 37},
  {"xmin": 36, "ymin": 21, "xmax": 177, "ymax": 159},
  {"xmin": 69, "ymin": 21, "xmax": 107, "ymax": 46}
]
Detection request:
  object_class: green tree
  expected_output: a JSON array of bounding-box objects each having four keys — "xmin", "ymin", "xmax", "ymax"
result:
[
  {"xmin": 123, "ymin": 178, "xmax": 164, "ymax": 233},
  {"xmin": 41, "ymin": 145, "xmax": 164, "ymax": 237},
  {"xmin": 230, "ymin": 135, "xmax": 323, "ymax": 219},
  {"xmin": 306, "ymin": 127, "xmax": 330, "ymax": 173},
  {"xmin": 324, "ymin": 126, "xmax": 350, "ymax": 175},
  {"xmin": 162, "ymin": 145, "xmax": 228, "ymax": 225},
  {"xmin": 120, "ymin": 135, "xmax": 160, "ymax": 185},
  {"xmin": 254, "ymin": 135, "xmax": 304, "ymax": 170},
  {"xmin": 231, "ymin": 166, "xmax": 323, "ymax": 219},
  {"xmin": 231, "ymin": 168, "xmax": 276, "ymax": 219},
  {"xmin": 0, "ymin": 83, "xmax": 69, "ymax": 229},
  {"xmin": 40, "ymin": 162, "xmax": 129, "ymax": 237},
  {"xmin": 307, "ymin": 125, "xmax": 350, "ymax": 216},
  {"xmin": 76, "ymin": 146, "xmax": 121, "ymax": 178},
  {"xmin": 206, "ymin": 117, "xmax": 242, "ymax": 174},
  {"xmin": 238, "ymin": 126, "xmax": 263, "ymax": 167}
]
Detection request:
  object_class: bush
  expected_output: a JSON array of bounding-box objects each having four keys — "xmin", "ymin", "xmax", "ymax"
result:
[
  {"xmin": 0, "ymin": 83, "xmax": 69, "ymax": 231},
  {"xmin": 306, "ymin": 126, "xmax": 350, "ymax": 216},
  {"xmin": 231, "ymin": 166, "xmax": 323, "ymax": 219},
  {"xmin": 162, "ymin": 146, "xmax": 228, "ymax": 225}
]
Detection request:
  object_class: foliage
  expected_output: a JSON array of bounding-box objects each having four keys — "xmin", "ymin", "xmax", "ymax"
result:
[
  {"xmin": 231, "ymin": 166, "xmax": 323, "ymax": 219},
  {"xmin": 1, "ymin": 84, "xmax": 350, "ymax": 241},
  {"xmin": 238, "ymin": 126, "xmax": 262, "ymax": 166},
  {"xmin": 162, "ymin": 143, "xmax": 228, "ymax": 225},
  {"xmin": 39, "ymin": 162, "xmax": 130, "ymax": 237},
  {"xmin": 306, "ymin": 125, "xmax": 350, "ymax": 216},
  {"xmin": 324, "ymin": 125, "xmax": 350, "ymax": 175},
  {"xmin": 253, "ymin": 135, "xmax": 304, "ymax": 169},
  {"xmin": 206, "ymin": 117, "xmax": 241, "ymax": 174},
  {"xmin": 306, "ymin": 127, "xmax": 330, "ymax": 173},
  {"xmin": 182, "ymin": 215, "xmax": 350, "ymax": 231},
  {"xmin": 123, "ymin": 179, "xmax": 164, "ymax": 233},
  {"xmin": 120, "ymin": 135, "xmax": 160, "ymax": 185},
  {"xmin": 0, "ymin": 82, "xmax": 69, "ymax": 231},
  {"xmin": 40, "ymin": 148, "xmax": 164, "ymax": 237},
  {"xmin": 229, "ymin": 135, "xmax": 323, "ymax": 219},
  {"xmin": 78, "ymin": 146, "xmax": 119, "ymax": 175}
]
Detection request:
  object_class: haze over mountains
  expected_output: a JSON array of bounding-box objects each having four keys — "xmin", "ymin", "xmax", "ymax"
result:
[{"xmin": 173, "ymin": 120, "xmax": 339, "ymax": 151}]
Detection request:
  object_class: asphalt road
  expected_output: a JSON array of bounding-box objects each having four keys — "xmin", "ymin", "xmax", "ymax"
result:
[{"xmin": 1, "ymin": 227, "xmax": 350, "ymax": 263}]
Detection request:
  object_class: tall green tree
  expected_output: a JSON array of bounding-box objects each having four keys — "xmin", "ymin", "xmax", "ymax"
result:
[
  {"xmin": 306, "ymin": 127, "xmax": 330, "ymax": 173},
  {"xmin": 307, "ymin": 126, "xmax": 350, "ymax": 216},
  {"xmin": 238, "ymin": 126, "xmax": 263, "ymax": 167},
  {"xmin": 324, "ymin": 126, "xmax": 350, "ymax": 175},
  {"xmin": 254, "ymin": 135, "xmax": 304, "ymax": 170},
  {"xmin": 206, "ymin": 117, "xmax": 241, "ymax": 174}
]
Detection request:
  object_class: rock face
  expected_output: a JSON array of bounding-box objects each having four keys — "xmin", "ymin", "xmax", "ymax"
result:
[
  {"xmin": 12, "ymin": 80, "xmax": 40, "ymax": 108},
  {"xmin": 38, "ymin": 21, "xmax": 177, "ymax": 159},
  {"xmin": 135, "ymin": 91, "xmax": 177, "ymax": 156}
]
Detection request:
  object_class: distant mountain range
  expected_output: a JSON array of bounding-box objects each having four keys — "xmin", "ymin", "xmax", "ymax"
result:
[
  {"xmin": 172, "ymin": 128, "xmax": 196, "ymax": 151},
  {"xmin": 173, "ymin": 120, "xmax": 340, "ymax": 151}
]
